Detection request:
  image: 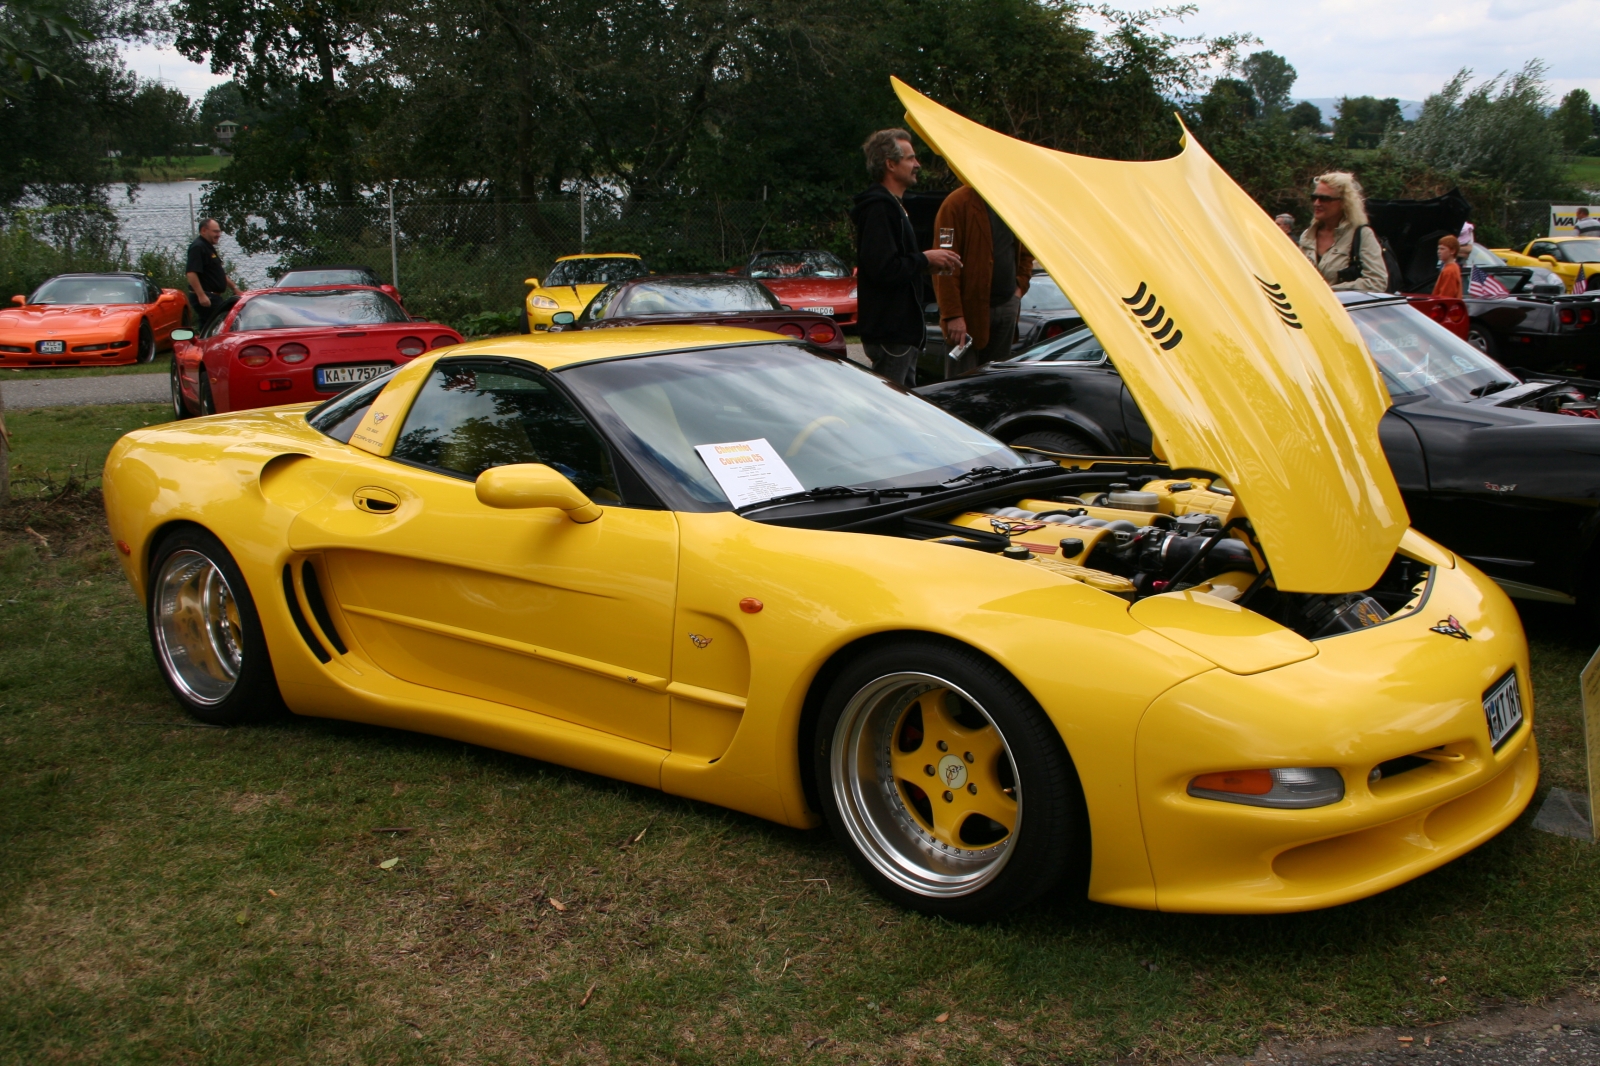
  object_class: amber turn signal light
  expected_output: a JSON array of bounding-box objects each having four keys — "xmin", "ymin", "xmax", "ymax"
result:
[
  {"xmin": 1189, "ymin": 769, "xmax": 1273, "ymax": 795},
  {"xmin": 1188, "ymin": 766, "xmax": 1345, "ymax": 809}
]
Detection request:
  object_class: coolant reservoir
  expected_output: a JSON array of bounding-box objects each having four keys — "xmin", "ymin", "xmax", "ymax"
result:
[{"xmin": 1107, "ymin": 489, "xmax": 1160, "ymax": 512}]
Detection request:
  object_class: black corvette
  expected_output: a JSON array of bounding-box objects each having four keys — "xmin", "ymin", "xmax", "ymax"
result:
[{"xmin": 918, "ymin": 291, "xmax": 1600, "ymax": 609}]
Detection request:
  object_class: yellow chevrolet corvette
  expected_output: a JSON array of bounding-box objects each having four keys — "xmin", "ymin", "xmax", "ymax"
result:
[
  {"xmin": 1492, "ymin": 236, "xmax": 1600, "ymax": 292},
  {"xmin": 104, "ymin": 82, "xmax": 1536, "ymax": 919},
  {"xmin": 521, "ymin": 253, "xmax": 647, "ymax": 332}
]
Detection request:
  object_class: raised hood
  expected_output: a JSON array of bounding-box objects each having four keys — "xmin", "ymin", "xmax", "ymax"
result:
[{"xmin": 895, "ymin": 79, "xmax": 1407, "ymax": 594}]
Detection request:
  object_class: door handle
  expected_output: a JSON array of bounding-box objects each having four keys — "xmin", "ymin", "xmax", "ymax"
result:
[{"xmin": 352, "ymin": 485, "xmax": 401, "ymax": 513}]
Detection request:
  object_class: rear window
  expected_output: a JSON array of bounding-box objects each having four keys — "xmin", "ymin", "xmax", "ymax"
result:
[
  {"xmin": 234, "ymin": 290, "xmax": 409, "ymax": 331},
  {"xmin": 607, "ymin": 278, "xmax": 781, "ymax": 317},
  {"xmin": 277, "ymin": 269, "xmax": 381, "ymax": 287}
]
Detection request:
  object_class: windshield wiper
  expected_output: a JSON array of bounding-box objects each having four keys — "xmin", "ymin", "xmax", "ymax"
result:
[
  {"xmin": 739, "ymin": 484, "xmax": 916, "ymax": 511},
  {"xmin": 1470, "ymin": 380, "xmax": 1516, "ymax": 397},
  {"xmin": 739, "ymin": 463, "xmax": 1061, "ymax": 516}
]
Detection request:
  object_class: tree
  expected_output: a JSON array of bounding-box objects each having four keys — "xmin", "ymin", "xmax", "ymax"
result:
[
  {"xmin": 1239, "ymin": 50, "xmax": 1294, "ymax": 114},
  {"xmin": 1287, "ymin": 100, "xmax": 1322, "ymax": 132},
  {"xmin": 1333, "ymin": 96, "xmax": 1402, "ymax": 149},
  {"xmin": 119, "ymin": 81, "xmax": 196, "ymax": 159},
  {"xmin": 1553, "ymin": 88, "xmax": 1592, "ymax": 153}
]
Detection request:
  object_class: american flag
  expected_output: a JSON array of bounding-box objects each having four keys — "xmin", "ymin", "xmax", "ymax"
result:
[
  {"xmin": 1469, "ymin": 265, "xmax": 1510, "ymax": 298},
  {"xmin": 1576, "ymin": 266, "xmax": 1588, "ymax": 295}
]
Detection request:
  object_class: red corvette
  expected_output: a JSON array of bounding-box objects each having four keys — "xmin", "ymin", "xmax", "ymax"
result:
[
  {"xmin": 1, "ymin": 272, "xmax": 188, "ymax": 367},
  {"xmin": 564, "ymin": 274, "xmax": 847, "ymax": 354},
  {"xmin": 170, "ymin": 286, "xmax": 462, "ymax": 417},
  {"xmin": 731, "ymin": 249, "xmax": 858, "ymax": 327}
]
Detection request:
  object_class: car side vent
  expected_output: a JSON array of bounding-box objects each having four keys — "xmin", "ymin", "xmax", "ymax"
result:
[
  {"xmin": 281, "ymin": 564, "xmax": 331, "ymax": 663},
  {"xmin": 1254, "ymin": 277, "xmax": 1303, "ymax": 330},
  {"xmin": 1121, "ymin": 282, "xmax": 1183, "ymax": 350},
  {"xmin": 300, "ymin": 560, "xmax": 347, "ymax": 655}
]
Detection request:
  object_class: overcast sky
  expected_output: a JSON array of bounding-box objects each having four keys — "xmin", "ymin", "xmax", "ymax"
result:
[{"xmin": 124, "ymin": 0, "xmax": 1600, "ymax": 106}]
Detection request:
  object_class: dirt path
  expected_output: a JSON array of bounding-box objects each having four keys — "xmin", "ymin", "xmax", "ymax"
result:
[{"xmin": 2, "ymin": 372, "xmax": 169, "ymax": 409}]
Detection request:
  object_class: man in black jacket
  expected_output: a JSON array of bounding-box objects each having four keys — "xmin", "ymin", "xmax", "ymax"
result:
[{"xmin": 850, "ymin": 129, "xmax": 961, "ymax": 386}]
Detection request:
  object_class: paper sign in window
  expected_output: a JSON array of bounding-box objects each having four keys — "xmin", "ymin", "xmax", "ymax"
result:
[{"xmin": 693, "ymin": 438, "xmax": 805, "ymax": 508}]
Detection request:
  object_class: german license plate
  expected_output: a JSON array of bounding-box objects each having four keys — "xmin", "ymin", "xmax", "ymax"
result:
[
  {"xmin": 36, "ymin": 340, "xmax": 64, "ymax": 354},
  {"xmin": 316, "ymin": 363, "xmax": 388, "ymax": 388},
  {"xmin": 1483, "ymin": 671, "xmax": 1523, "ymax": 749},
  {"xmin": 801, "ymin": 306, "xmax": 835, "ymax": 316}
]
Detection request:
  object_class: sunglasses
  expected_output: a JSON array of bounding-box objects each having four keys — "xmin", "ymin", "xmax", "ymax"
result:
[{"xmin": 1310, "ymin": 193, "xmax": 1340, "ymax": 203}]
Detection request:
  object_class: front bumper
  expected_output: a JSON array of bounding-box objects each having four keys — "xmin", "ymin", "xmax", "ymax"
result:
[
  {"xmin": 1133, "ymin": 555, "xmax": 1538, "ymax": 913},
  {"xmin": 0, "ymin": 337, "xmax": 136, "ymax": 366}
]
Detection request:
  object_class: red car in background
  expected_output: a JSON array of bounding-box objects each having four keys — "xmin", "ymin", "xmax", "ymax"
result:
[
  {"xmin": 1405, "ymin": 294, "xmax": 1470, "ymax": 341},
  {"xmin": 170, "ymin": 286, "xmax": 462, "ymax": 417},
  {"xmin": 560, "ymin": 274, "xmax": 847, "ymax": 355},
  {"xmin": 731, "ymin": 249, "xmax": 858, "ymax": 327},
  {"xmin": 274, "ymin": 264, "xmax": 404, "ymax": 305}
]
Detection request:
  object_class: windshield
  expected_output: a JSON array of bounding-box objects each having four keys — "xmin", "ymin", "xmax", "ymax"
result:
[
  {"xmin": 233, "ymin": 290, "xmax": 410, "ymax": 331},
  {"xmin": 1020, "ymin": 274, "xmax": 1074, "ymax": 312},
  {"xmin": 1561, "ymin": 239, "xmax": 1600, "ymax": 264},
  {"xmin": 28, "ymin": 276, "xmax": 146, "ymax": 305},
  {"xmin": 276, "ymin": 268, "xmax": 380, "ymax": 287},
  {"xmin": 1004, "ymin": 326, "xmax": 1106, "ymax": 363},
  {"xmin": 1464, "ymin": 245, "xmax": 1505, "ymax": 268},
  {"xmin": 545, "ymin": 257, "xmax": 646, "ymax": 287},
  {"xmin": 1351, "ymin": 303, "xmax": 1518, "ymax": 402},
  {"xmin": 744, "ymin": 251, "xmax": 849, "ymax": 279},
  {"xmin": 592, "ymin": 278, "xmax": 782, "ymax": 320},
  {"xmin": 559, "ymin": 343, "xmax": 1028, "ymax": 511}
]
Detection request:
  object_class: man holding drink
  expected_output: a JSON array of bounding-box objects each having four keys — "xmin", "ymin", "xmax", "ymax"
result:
[{"xmin": 932, "ymin": 185, "xmax": 1033, "ymax": 376}]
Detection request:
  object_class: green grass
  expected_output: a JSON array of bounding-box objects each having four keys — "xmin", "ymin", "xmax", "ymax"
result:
[
  {"xmin": 132, "ymin": 155, "xmax": 231, "ymax": 183},
  {"xmin": 2, "ymin": 403, "xmax": 172, "ymax": 500},
  {"xmin": 1564, "ymin": 157, "xmax": 1600, "ymax": 192},
  {"xmin": 2, "ymin": 414, "xmax": 1599, "ymax": 1062},
  {"xmin": 3, "ymin": 351, "xmax": 171, "ymax": 381}
]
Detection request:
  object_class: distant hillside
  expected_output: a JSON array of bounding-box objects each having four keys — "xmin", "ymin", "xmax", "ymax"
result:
[{"xmin": 1296, "ymin": 97, "xmax": 1424, "ymax": 122}]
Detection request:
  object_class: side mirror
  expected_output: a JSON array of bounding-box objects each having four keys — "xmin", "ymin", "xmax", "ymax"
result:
[
  {"xmin": 171, "ymin": 329, "xmax": 195, "ymax": 342},
  {"xmin": 551, "ymin": 311, "xmax": 576, "ymax": 327},
  {"xmin": 1540, "ymin": 255, "xmax": 1558, "ymax": 266},
  {"xmin": 10, "ymin": 295, "xmax": 24, "ymax": 306},
  {"xmin": 475, "ymin": 463, "xmax": 602, "ymax": 522},
  {"xmin": 524, "ymin": 277, "xmax": 540, "ymax": 288}
]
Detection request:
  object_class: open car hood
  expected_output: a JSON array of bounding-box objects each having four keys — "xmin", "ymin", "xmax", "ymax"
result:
[{"xmin": 896, "ymin": 79, "xmax": 1406, "ymax": 593}]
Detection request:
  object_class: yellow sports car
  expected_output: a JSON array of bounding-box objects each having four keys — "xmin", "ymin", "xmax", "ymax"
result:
[
  {"xmin": 1492, "ymin": 236, "xmax": 1600, "ymax": 291},
  {"xmin": 521, "ymin": 253, "xmax": 647, "ymax": 332},
  {"xmin": 104, "ymin": 82, "xmax": 1536, "ymax": 919}
]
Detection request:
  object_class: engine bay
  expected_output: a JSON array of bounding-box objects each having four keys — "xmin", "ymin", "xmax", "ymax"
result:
[{"xmin": 919, "ymin": 474, "xmax": 1432, "ymax": 642}]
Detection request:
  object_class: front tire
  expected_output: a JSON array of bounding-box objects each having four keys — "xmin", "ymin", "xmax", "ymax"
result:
[
  {"xmin": 147, "ymin": 526, "xmax": 283, "ymax": 725},
  {"xmin": 170, "ymin": 358, "xmax": 191, "ymax": 419},
  {"xmin": 136, "ymin": 319, "xmax": 155, "ymax": 363},
  {"xmin": 812, "ymin": 638, "xmax": 1088, "ymax": 920},
  {"xmin": 198, "ymin": 368, "xmax": 217, "ymax": 415}
]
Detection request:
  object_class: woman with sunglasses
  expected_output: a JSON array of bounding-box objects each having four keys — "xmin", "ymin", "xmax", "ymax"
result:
[{"xmin": 1297, "ymin": 171, "xmax": 1389, "ymax": 292}]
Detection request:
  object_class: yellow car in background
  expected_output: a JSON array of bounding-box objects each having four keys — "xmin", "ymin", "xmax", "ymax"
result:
[
  {"xmin": 1492, "ymin": 236, "xmax": 1600, "ymax": 291},
  {"xmin": 521, "ymin": 253, "xmax": 647, "ymax": 331},
  {"xmin": 104, "ymin": 82, "xmax": 1536, "ymax": 920}
]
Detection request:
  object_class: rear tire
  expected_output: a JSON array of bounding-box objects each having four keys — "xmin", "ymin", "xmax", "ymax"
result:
[
  {"xmin": 136, "ymin": 319, "xmax": 155, "ymax": 363},
  {"xmin": 1008, "ymin": 429, "xmax": 1098, "ymax": 458},
  {"xmin": 198, "ymin": 368, "xmax": 217, "ymax": 415},
  {"xmin": 1467, "ymin": 324, "xmax": 1499, "ymax": 360},
  {"xmin": 170, "ymin": 358, "xmax": 191, "ymax": 419},
  {"xmin": 147, "ymin": 526, "xmax": 284, "ymax": 726},
  {"xmin": 812, "ymin": 637, "xmax": 1088, "ymax": 921}
]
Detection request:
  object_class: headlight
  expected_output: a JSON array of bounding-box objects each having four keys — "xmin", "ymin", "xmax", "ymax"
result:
[
  {"xmin": 1187, "ymin": 767, "xmax": 1344, "ymax": 809},
  {"xmin": 530, "ymin": 295, "xmax": 560, "ymax": 309}
]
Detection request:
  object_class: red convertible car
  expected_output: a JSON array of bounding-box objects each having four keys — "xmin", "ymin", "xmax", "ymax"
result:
[
  {"xmin": 560, "ymin": 274, "xmax": 847, "ymax": 355},
  {"xmin": 731, "ymin": 249, "xmax": 858, "ymax": 327},
  {"xmin": 170, "ymin": 286, "xmax": 462, "ymax": 417},
  {"xmin": 1, "ymin": 272, "xmax": 188, "ymax": 367}
]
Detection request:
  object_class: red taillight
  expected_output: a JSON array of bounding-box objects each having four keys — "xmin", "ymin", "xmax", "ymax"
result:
[
  {"xmin": 277, "ymin": 342, "xmax": 309, "ymax": 363},
  {"xmin": 431, "ymin": 334, "xmax": 457, "ymax": 349},
  {"xmin": 1447, "ymin": 304, "xmax": 1466, "ymax": 322},
  {"xmin": 1189, "ymin": 770, "xmax": 1274, "ymax": 795},
  {"xmin": 1581, "ymin": 308, "xmax": 1596, "ymax": 326},
  {"xmin": 239, "ymin": 345, "xmax": 271, "ymax": 367},
  {"xmin": 1560, "ymin": 308, "xmax": 1576, "ymax": 326},
  {"xmin": 807, "ymin": 322, "xmax": 838, "ymax": 345},
  {"xmin": 1045, "ymin": 323, "xmax": 1063, "ymax": 338},
  {"xmin": 1425, "ymin": 302, "xmax": 1446, "ymax": 321},
  {"xmin": 776, "ymin": 323, "xmax": 805, "ymax": 339},
  {"xmin": 396, "ymin": 336, "xmax": 426, "ymax": 357},
  {"xmin": 257, "ymin": 378, "xmax": 292, "ymax": 392}
]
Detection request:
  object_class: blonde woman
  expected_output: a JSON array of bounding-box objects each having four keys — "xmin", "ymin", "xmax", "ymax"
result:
[{"xmin": 1297, "ymin": 172, "xmax": 1388, "ymax": 292}]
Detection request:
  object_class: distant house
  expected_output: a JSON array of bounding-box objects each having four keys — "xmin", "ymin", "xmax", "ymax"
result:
[{"xmin": 214, "ymin": 121, "xmax": 240, "ymax": 145}]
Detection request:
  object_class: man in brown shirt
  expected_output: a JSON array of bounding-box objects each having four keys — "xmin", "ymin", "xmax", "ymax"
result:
[{"xmin": 932, "ymin": 185, "xmax": 1033, "ymax": 375}]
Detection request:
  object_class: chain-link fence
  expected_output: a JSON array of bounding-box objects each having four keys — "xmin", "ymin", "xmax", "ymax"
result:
[{"xmin": 1499, "ymin": 199, "xmax": 1600, "ymax": 248}]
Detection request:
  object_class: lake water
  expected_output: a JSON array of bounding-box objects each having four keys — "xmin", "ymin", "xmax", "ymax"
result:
[{"xmin": 114, "ymin": 181, "xmax": 278, "ymax": 286}]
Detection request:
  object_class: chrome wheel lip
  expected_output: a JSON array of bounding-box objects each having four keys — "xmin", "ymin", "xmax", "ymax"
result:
[
  {"xmin": 830, "ymin": 671, "xmax": 1021, "ymax": 899},
  {"xmin": 152, "ymin": 549, "xmax": 243, "ymax": 706}
]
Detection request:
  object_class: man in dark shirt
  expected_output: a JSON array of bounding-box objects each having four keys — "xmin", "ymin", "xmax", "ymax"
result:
[
  {"xmin": 185, "ymin": 218, "xmax": 241, "ymax": 328},
  {"xmin": 849, "ymin": 129, "xmax": 961, "ymax": 387}
]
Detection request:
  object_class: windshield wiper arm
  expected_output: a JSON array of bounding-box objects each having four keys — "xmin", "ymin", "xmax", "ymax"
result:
[
  {"xmin": 1470, "ymin": 380, "xmax": 1516, "ymax": 397},
  {"xmin": 739, "ymin": 484, "xmax": 913, "ymax": 512}
]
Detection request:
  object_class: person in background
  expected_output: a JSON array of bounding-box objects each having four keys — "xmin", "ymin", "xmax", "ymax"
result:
[
  {"xmin": 1432, "ymin": 235, "xmax": 1462, "ymax": 298},
  {"xmin": 185, "ymin": 218, "xmax": 241, "ymax": 329},
  {"xmin": 1575, "ymin": 207, "xmax": 1600, "ymax": 238},
  {"xmin": 932, "ymin": 185, "xmax": 1033, "ymax": 376},
  {"xmin": 1298, "ymin": 172, "xmax": 1388, "ymax": 292},
  {"xmin": 1274, "ymin": 213, "xmax": 1296, "ymax": 238},
  {"xmin": 850, "ymin": 130, "xmax": 962, "ymax": 387}
]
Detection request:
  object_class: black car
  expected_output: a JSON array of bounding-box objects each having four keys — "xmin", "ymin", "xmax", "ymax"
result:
[
  {"xmin": 1366, "ymin": 190, "xmax": 1599, "ymax": 371},
  {"xmin": 918, "ymin": 291, "xmax": 1600, "ymax": 609}
]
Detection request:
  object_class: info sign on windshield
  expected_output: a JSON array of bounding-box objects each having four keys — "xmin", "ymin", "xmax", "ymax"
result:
[{"xmin": 694, "ymin": 438, "xmax": 805, "ymax": 508}]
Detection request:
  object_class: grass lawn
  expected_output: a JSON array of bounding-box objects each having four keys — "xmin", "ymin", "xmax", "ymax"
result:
[
  {"xmin": 3, "ymin": 351, "xmax": 171, "ymax": 382},
  {"xmin": 132, "ymin": 155, "xmax": 230, "ymax": 183},
  {"xmin": 2, "ymin": 403, "xmax": 172, "ymax": 500},
  {"xmin": 1564, "ymin": 157, "xmax": 1600, "ymax": 192},
  {"xmin": 2, "ymin": 405, "xmax": 1599, "ymax": 1063}
]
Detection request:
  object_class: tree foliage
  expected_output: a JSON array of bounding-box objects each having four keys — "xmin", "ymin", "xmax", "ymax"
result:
[
  {"xmin": 1238, "ymin": 50, "xmax": 1293, "ymax": 113},
  {"xmin": 1553, "ymin": 88, "xmax": 1592, "ymax": 154},
  {"xmin": 1333, "ymin": 95, "xmax": 1401, "ymax": 149}
]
